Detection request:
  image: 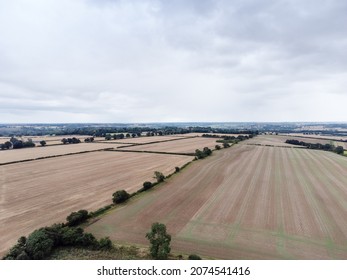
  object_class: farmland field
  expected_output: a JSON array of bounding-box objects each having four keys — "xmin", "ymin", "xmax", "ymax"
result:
[
  {"xmin": 244, "ymin": 135, "xmax": 338, "ymax": 147},
  {"xmin": 120, "ymin": 137, "xmax": 220, "ymax": 154},
  {"xmin": 86, "ymin": 145, "xmax": 347, "ymax": 259},
  {"xmin": 280, "ymin": 133, "xmax": 347, "ymax": 142},
  {"xmin": 0, "ymin": 151, "xmax": 194, "ymax": 256},
  {"xmin": 99, "ymin": 135, "xmax": 191, "ymax": 144},
  {"xmin": 0, "ymin": 142, "xmax": 123, "ymax": 164}
]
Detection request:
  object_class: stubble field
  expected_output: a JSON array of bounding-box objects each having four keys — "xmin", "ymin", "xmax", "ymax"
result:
[
  {"xmin": 0, "ymin": 142, "xmax": 123, "ymax": 164},
  {"xmin": 120, "ymin": 137, "xmax": 220, "ymax": 154},
  {"xmin": 86, "ymin": 145, "xmax": 347, "ymax": 259},
  {"xmin": 99, "ymin": 135, "xmax": 192, "ymax": 145},
  {"xmin": 0, "ymin": 151, "xmax": 193, "ymax": 256}
]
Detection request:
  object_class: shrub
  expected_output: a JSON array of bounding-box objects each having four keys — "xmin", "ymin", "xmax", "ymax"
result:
[
  {"xmin": 98, "ymin": 237, "xmax": 113, "ymax": 250},
  {"xmin": 223, "ymin": 142, "xmax": 230, "ymax": 148},
  {"xmin": 112, "ymin": 190, "xmax": 130, "ymax": 204},
  {"xmin": 188, "ymin": 254, "xmax": 202, "ymax": 260},
  {"xmin": 215, "ymin": 145, "xmax": 221, "ymax": 150},
  {"xmin": 143, "ymin": 181, "xmax": 153, "ymax": 190},
  {"xmin": 154, "ymin": 171, "xmax": 165, "ymax": 183},
  {"xmin": 66, "ymin": 210, "xmax": 89, "ymax": 227},
  {"xmin": 2, "ymin": 237, "xmax": 27, "ymax": 260},
  {"xmin": 175, "ymin": 166, "xmax": 180, "ymax": 173}
]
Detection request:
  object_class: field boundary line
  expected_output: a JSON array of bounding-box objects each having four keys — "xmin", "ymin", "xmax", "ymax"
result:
[
  {"xmin": 0, "ymin": 148, "xmax": 114, "ymax": 166},
  {"xmin": 94, "ymin": 136, "xmax": 200, "ymax": 148},
  {"xmin": 104, "ymin": 149, "xmax": 195, "ymax": 157}
]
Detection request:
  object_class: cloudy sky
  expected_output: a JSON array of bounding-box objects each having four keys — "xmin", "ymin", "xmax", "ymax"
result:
[{"xmin": 1, "ymin": 0, "xmax": 347, "ymax": 123}]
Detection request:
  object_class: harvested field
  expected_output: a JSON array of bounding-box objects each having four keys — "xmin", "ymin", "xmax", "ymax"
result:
[
  {"xmin": 280, "ymin": 133, "xmax": 347, "ymax": 141},
  {"xmin": 121, "ymin": 137, "xmax": 220, "ymax": 154},
  {"xmin": 0, "ymin": 151, "xmax": 193, "ymax": 256},
  {"xmin": 99, "ymin": 135, "xmax": 191, "ymax": 145},
  {"xmin": 244, "ymin": 135, "xmax": 335, "ymax": 147},
  {"xmin": 0, "ymin": 143, "xmax": 122, "ymax": 164},
  {"xmin": 87, "ymin": 145, "xmax": 347, "ymax": 259}
]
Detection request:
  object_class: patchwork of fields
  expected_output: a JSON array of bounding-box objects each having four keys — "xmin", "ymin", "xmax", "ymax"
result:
[
  {"xmin": 120, "ymin": 137, "xmax": 220, "ymax": 154},
  {"xmin": 1, "ymin": 133, "xmax": 347, "ymax": 259},
  {"xmin": 86, "ymin": 145, "xmax": 347, "ymax": 259},
  {"xmin": 0, "ymin": 150, "xmax": 194, "ymax": 256},
  {"xmin": 0, "ymin": 143, "xmax": 122, "ymax": 164},
  {"xmin": 98, "ymin": 135, "xmax": 192, "ymax": 144}
]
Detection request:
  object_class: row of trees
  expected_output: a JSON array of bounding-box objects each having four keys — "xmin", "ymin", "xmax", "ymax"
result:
[
  {"xmin": 285, "ymin": 139, "xmax": 344, "ymax": 154},
  {"xmin": 195, "ymin": 147, "xmax": 213, "ymax": 159},
  {"xmin": 112, "ymin": 171, "xmax": 166, "ymax": 205},
  {"xmin": 61, "ymin": 137, "xmax": 81, "ymax": 144},
  {"xmin": 0, "ymin": 137, "xmax": 36, "ymax": 150}
]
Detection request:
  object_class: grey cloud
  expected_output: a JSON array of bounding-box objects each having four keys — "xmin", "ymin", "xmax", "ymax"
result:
[{"xmin": 0, "ymin": 0, "xmax": 346, "ymax": 122}]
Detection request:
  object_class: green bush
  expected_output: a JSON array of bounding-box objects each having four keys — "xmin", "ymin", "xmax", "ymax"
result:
[
  {"xmin": 188, "ymin": 254, "xmax": 202, "ymax": 260},
  {"xmin": 66, "ymin": 210, "xmax": 89, "ymax": 227},
  {"xmin": 143, "ymin": 181, "xmax": 153, "ymax": 190},
  {"xmin": 112, "ymin": 190, "xmax": 130, "ymax": 204},
  {"xmin": 154, "ymin": 171, "xmax": 165, "ymax": 183},
  {"xmin": 98, "ymin": 237, "xmax": 113, "ymax": 250}
]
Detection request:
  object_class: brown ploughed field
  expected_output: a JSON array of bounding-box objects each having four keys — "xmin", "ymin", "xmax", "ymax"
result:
[
  {"xmin": 0, "ymin": 151, "xmax": 193, "ymax": 256},
  {"xmin": 86, "ymin": 145, "xmax": 347, "ymax": 259},
  {"xmin": 120, "ymin": 137, "xmax": 220, "ymax": 154}
]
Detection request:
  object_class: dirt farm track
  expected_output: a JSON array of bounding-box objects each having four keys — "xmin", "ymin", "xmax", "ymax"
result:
[{"xmin": 87, "ymin": 145, "xmax": 347, "ymax": 259}]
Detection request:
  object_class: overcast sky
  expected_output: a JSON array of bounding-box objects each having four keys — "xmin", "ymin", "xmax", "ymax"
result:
[{"xmin": 1, "ymin": 0, "xmax": 347, "ymax": 123}]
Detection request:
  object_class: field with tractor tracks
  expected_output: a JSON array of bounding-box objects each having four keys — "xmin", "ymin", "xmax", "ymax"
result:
[
  {"xmin": 86, "ymin": 145, "xmax": 347, "ymax": 259},
  {"xmin": 0, "ymin": 151, "xmax": 193, "ymax": 256}
]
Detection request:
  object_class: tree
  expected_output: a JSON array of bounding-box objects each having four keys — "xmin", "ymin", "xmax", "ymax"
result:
[
  {"xmin": 195, "ymin": 149, "xmax": 204, "ymax": 159},
  {"xmin": 112, "ymin": 190, "xmax": 130, "ymax": 204},
  {"xmin": 143, "ymin": 181, "xmax": 153, "ymax": 190},
  {"xmin": 215, "ymin": 145, "xmax": 221, "ymax": 150},
  {"xmin": 223, "ymin": 142, "xmax": 230, "ymax": 148},
  {"xmin": 40, "ymin": 140, "xmax": 46, "ymax": 146},
  {"xmin": 25, "ymin": 229, "xmax": 54, "ymax": 260},
  {"xmin": 154, "ymin": 171, "xmax": 165, "ymax": 183},
  {"xmin": 175, "ymin": 166, "xmax": 180, "ymax": 173},
  {"xmin": 334, "ymin": 146, "xmax": 344, "ymax": 154},
  {"xmin": 146, "ymin": 222, "xmax": 171, "ymax": 259},
  {"xmin": 12, "ymin": 140, "xmax": 24, "ymax": 149},
  {"xmin": 203, "ymin": 147, "xmax": 212, "ymax": 156},
  {"xmin": 4, "ymin": 141, "xmax": 12, "ymax": 149}
]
